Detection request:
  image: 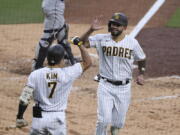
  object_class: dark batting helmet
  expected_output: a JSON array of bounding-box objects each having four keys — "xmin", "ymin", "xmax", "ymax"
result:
[
  {"xmin": 47, "ymin": 44, "xmax": 65, "ymax": 66},
  {"xmin": 108, "ymin": 12, "xmax": 128, "ymax": 31}
]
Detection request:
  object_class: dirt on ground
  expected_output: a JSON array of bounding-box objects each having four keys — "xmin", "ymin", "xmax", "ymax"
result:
[
  {"xmin": 66, "ymin": 0, "xmax": 180, "ymax": 27},
  {"xmin": 137, "ymin": 27, "xmax": 180, "ymax": 77},
  {"xmin": 0, "ymin": 0, "xmax": 180, "ymax": 135}
]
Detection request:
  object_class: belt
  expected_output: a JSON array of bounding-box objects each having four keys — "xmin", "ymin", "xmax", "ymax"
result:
[{"xmin": 101, "ymin": 76, "xmax": 130, "ymax": 86}]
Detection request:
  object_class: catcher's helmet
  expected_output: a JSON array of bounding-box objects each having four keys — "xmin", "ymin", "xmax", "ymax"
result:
[
  {"xmin": 47, "ymin": 44, "xmax": 65, "ymax": 66},
  {"xmin": 108, "ymin": 13, "xmax": 128, "ymax": 31}
]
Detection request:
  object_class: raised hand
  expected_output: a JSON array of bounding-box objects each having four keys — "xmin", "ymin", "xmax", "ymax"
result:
[{"xmin": 90, "ymin": 15, "xmax": 104, "ymax": 31}]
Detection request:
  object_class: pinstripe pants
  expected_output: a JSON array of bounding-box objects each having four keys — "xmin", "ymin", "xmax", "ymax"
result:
[
  {"xmin": 29, "ymin": 111, "xmax": 66, "ymax": 135},
  {"xmin": 96, "ymin": 79, "xmax": 131, "ymax": 135}
]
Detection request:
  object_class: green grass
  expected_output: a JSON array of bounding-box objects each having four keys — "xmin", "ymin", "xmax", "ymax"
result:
[
  {"xmin": 166, "ymin": 8, "xmax": 180, "ymax": 28},
  {"xmin": 0, "ymin": 0, "xmax": 43, "ymax": 24}
]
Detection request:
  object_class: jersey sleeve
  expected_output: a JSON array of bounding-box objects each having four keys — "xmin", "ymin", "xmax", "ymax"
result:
[
  {"xmin": 133, "ymin": 40, "xmax": 146, "ymax": 61},
  {"xmin": 88, "ymin": 34, "xmax": 101, "ymax": 48},
  {"xmin": 26, "ymin": 72, "xmax": 36, "ymax": 89},
  {"xmin": 64, "ymin": 63, "xmax": 83, "ymax": 81}
]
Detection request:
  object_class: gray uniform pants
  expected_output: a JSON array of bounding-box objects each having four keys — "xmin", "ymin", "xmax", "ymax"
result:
[{"xmin": 42, "ymin": 0, "xmax": 65, "ymax": 30}]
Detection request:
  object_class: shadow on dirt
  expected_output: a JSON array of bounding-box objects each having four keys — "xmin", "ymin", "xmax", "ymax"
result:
[{"xmin": 8, "ymin": 58, "xmax": 32, "ymax": 75}]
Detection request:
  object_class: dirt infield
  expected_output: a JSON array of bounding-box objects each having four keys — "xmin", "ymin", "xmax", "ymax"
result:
[
  {"xmin": 66, "ymin": 0, "xmax": 180, "ymax": 27},
  {"xmin": 0, "ymin": 23, "xmax": 179, "ymax": 135},
  {"xmin": 0, "ymin": 0, "xmax": 180, "ymax": 135},
  {"xmin": 137, "ymin": 27, "xmax": 180, "ymax": 77},
  {"xmin": 66, "ymin": 0, "xmax": 180, "ymax": 78}
]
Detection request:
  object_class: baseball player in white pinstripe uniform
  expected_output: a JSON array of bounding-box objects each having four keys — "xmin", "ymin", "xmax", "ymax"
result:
[
  {"xmin": 78, "ymin": 13, "xmax": 146, "ymax": 135},
  {"xmin": 16, "ymin": 43, "xmax": 92, "ymax": 135}
]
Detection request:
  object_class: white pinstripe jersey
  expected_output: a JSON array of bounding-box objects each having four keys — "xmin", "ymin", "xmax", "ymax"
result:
[
  {"xmin": 27, "ymin": 63, "xmax": 82, "ymax": 112},
  {"xmin": 89, "ymin": 34, "xmax": 146, "ymax": 80}
]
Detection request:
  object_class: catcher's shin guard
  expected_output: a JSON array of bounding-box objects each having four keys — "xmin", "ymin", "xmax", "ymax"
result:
[
  {"xmin": 33, "ymin": 35, "xmax": 54, "ymax": 70},
  {"xmin": 59, "ymin": 41, "xmax": 75, "ymax": 65},
  {"xmin": 57, "ymin": 23, "xmax": 75, "ymax": 65},
  {"xmin": 33, "ymin": 43, "xmax": 49, "ymax": 70}
]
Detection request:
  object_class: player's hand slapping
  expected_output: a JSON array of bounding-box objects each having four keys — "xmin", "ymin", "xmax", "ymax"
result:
[{"xmin": 90, "ymin": 16, "xmax": 104, "ymax": 31}]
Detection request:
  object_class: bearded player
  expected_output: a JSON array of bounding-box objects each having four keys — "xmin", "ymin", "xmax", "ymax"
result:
[{"xmin": 73, "ymin": 12, "xmax": 146, "ymax": 135}]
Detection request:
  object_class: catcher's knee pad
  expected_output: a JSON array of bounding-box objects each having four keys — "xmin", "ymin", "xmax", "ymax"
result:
[
  {"xmin": 33, "ymin": 43, "xmax": 49, "ymax": 70},
  {"xmin": 56, "ymin": 24, "xmax": 75, "ymax": 65},
  {"xmin": 58, "ymin": 42, "xmax": 75, "ymax": 65},
  {"xmin": 33, "ymin": 33, "xmax": 55, "ymax": 70},
  {"xmin": 57, "ymin": 23, "xmax": 69, "ymax": 43}
]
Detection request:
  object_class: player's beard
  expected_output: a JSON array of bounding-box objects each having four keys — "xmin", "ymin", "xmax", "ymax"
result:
[{"xmin": 111, "ymin": 29, "xmax": 123, "ymax": 37}]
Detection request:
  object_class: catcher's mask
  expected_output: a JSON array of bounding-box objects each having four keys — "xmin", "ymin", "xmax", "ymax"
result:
[
  {"xmin": 108, "ymin": 12, "xmax": 128, "ymax": 32},
  {"xmin": 47, "ymin": 44, "xmax": 65, "ymax": 66}
]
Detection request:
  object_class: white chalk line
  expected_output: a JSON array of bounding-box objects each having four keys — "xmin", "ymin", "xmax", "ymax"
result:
[
  {"xmin": 147, "ymin": 75, "xmax": 180, "ymax": 81},
  {"xmin": 130, "ymin": 0, "xmax": 166, "ymax": 38},
  {"xmin": 134, "ymin": 94, "xmax": 180, "ymax": 103},
  {"xmin": 89, "ymin": 53, "xmax": 98, "ymax": 58},
  {"xmin": 72, "ymin": 86, "xmax": 80, "ymax": 91},
  {"xmin": 73, "ymin": 86, "xmax": 180, "ymax": 102}
]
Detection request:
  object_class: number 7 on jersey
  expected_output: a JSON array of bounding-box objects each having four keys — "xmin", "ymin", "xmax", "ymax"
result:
[{"xmin": 48, "ymin": 82, "xmax": 57, "ymax": 98}]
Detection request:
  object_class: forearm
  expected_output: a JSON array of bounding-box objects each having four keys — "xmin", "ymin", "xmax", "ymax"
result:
[
  {"xmin": 17, "ymin": 101, "xmax": 28, "ymax": 119},
  {"xmin": 70, "ymin": 36, "xmax": 92, "ymax": 70},
  {"xmin": 17, "ymin": 86, "xmax": 34, "ymax": 119},
  {"xmin": 138, "ymin": 59, "xmax": 146, "ymax": 75},
  {"xmin": 78, "ymin": 45, "xmax": 92, "ymax": 71},
  {"xmin": 80, "ymin": 27, "xmax": 94, "ymax": 42},
  {"xmin": 80, "ymin": 27, "xmax": 94, "ymax": 48}
]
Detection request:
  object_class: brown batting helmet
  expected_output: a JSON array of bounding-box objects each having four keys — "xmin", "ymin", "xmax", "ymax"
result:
[{"xmin": 108, "ymin": 13, "xmax": 128, "ymax": 31}]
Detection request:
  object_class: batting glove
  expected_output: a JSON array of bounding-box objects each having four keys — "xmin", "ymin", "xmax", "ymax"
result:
[
  {"xmin": 70, "ymin": 36, "xmax": 83, "ymax": 46},
  {"xmin": 16, "ymin": 119, "xmax": 28, "ymax": 128}
]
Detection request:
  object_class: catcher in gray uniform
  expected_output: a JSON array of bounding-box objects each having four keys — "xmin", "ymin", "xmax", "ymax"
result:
[{"xmin": 32, "ymin": 0, "xmax": 75, "ymax": 70}]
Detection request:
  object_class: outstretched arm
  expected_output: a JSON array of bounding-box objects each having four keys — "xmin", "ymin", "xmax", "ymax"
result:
[
  {"xmin": 78, "ymin": 45, "xmax": 92, "ymax": 71},
  {"xmin": 70, "ymin": 37, "xmax": 92, "ymax": 71},
  {"xmin": 80, "ymin": 16, "xmax": 104, "ymax": 48}
]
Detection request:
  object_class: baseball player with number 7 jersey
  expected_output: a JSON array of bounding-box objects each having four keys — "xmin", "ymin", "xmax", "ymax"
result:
[
  {"xmin": 16, "ymin": 43, "xmax": 92, "ymax": 135},
  {"xmin": 79, "ymin": 13, "xmax": 146, "ymax": 135}
]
